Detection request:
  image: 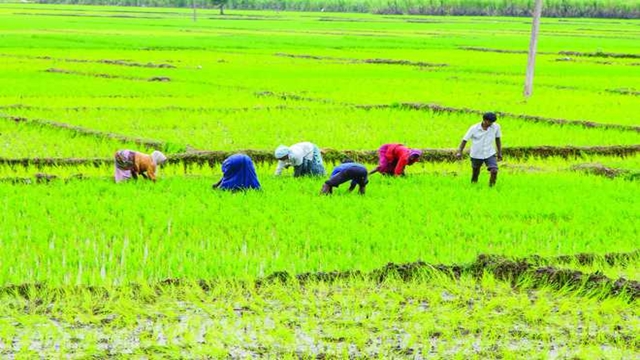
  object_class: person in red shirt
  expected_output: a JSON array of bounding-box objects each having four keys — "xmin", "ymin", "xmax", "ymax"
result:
[{"xmin": 369, "ymin": 143, "xmax": 422, "ymax": 176}]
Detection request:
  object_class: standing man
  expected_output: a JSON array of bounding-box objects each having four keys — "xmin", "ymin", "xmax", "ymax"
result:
[
  {"xmin": 321, "ymin": 159, "xmax": 368, "ymax": 195},
  {"xmin": 456, "ymin": 112, "xmax": 502, "ymax": 186}
]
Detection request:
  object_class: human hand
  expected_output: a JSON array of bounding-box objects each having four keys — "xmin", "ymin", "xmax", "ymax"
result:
[
  {"xmin": 455, "ymin": 152, "xmax": 462, "ymax": 160},
  {"xmin": 497, "ymin": 154, "xmax": 503, "ymax": 161}
]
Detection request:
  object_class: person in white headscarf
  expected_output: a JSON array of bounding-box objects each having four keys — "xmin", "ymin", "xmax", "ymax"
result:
[
  {"xmin": 114, "ymin": 149, "xmax": 167, "ymax": 183},
  {"xmin": 274, "ymin": 142, "xmax": 325, "ymax": 177}
]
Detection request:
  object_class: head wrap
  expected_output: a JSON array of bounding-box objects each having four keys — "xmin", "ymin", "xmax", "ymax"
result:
[
  {"xmin": 408, "ymin": 149, "xmax": 422, "ymax": 164},
  {"xmin": 151, "ymin": 151, "xmax": 167, "ymax": 166},
  {"xmin": 274, "ymin": 145, "xmax": 290, "ymax": 159}
]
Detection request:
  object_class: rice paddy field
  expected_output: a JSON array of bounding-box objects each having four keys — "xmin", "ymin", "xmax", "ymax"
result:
[{"xmin": 0, "ymin": 3, "xmax": 638, "ymax": 358}]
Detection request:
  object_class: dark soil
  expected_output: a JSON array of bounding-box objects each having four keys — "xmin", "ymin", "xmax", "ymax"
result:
[
  {"xmin": 1, "ymin": 251, "xmax": 636, "ymax": 302},
  {"xmin": 45, "ymin": 67, "xmax": 141, "ymax": 81},
  {"xmin": 257, "ymin": 252, "xmax": 639, "ymax": 301},
  {"xmin": 45, "ymin": 68, "xmax": 171, "ymax": 82},
  {"xmin": 274, "ymin": 53, "xmax": 448, "ymax": 68},
  {"xmin": 606, "ymin": 88, "xmax": 639, "ymax": 96},
  {"xmin": 558, "ymin": 51, "xmax": 640, "ymax": 59},
  {"xmin": 460, "ymin": 47, "xmax": 640, "ymax": 60},
  {"xmin": 569, "ymin": 163, "xmax": 629, "ymax": 178}
]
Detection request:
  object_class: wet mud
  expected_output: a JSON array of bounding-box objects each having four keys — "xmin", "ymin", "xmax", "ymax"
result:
[
  {"xmin": 259, "ymin": 252, "xmax": 639, "ymax": 300},
  {"xmin": 3, "ymin": 251, "xmax": 636, "ymax": 302}
]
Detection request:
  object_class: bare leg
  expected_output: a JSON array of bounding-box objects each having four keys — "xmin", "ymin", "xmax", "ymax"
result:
[
  {"xmin": 471, "ymin": 167, "xmax": 480, "ymax": 183},
  {"xmin": 489, "ymin": 169, "xmax": 498, "ymax": 187}
]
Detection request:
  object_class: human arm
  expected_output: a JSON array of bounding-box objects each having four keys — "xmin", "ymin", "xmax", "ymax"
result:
[
  {"xmin": 212, "ymin": 178, "xmax": 222, "ymax": 189},
  {"xmin": 147, "ymin": 164, "xmax": 157, "ymax": 182},
  {"xmin": 394, "ymin": 154, "xmax": 408, "ymax": 176},
  {"xmin": 456, "ymin": 140, "xmax": 467, "ymax": 159},
  {"xmin": 368, "ymin": 168, "xmax": 379, "ymax": 175},
  {"xmin": 494, "ymin": 125, "xmax": 502, "ymax": 161},
  {"xmin": 274, "ymin": 160, "xmax": 288, "ymax": 175}
]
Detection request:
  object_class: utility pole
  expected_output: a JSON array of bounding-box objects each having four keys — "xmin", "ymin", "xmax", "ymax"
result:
[
  {"xmin": 524, "ymin": 0, "xmax": 543, "ymax": 98},
  {"xmin": 192, "ymin": 0, "xmax": 197, "ymax": 22}
]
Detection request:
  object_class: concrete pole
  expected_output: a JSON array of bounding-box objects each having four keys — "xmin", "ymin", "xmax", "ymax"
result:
[{"xmin": 524, "ymin": 0, "xmax": 543, "ymax": 98}]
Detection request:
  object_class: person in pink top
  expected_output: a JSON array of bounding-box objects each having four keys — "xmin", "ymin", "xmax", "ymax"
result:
[{"xmin": 369, "ymin": 143, "xmax": 422, "ymax": 176}]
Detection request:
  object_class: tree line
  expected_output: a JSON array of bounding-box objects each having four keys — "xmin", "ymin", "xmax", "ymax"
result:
[{"xmin": 33, "ymin": 0, "xmax": 639, "ymax": 19}]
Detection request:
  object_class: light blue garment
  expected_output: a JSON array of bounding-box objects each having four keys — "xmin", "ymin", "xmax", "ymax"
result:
[{"xmin": 274, "ymin": 145, "xmax": 290, "ymax": 159}]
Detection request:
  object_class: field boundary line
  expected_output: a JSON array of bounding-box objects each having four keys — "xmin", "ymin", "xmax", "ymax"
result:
[
  {"xmin": 459, "ymin": 47, "xmax": 640, "ymax": 59},
  {"xmin": 0, "ymin": 53, "xmax": 177, "ymax": 69},
  {"xmin": 1, "ymin": 251, "xmax": 636, "ymax": 300},
  {"xmin": 357, "ymin": 103, "xmax": 640, "ymax": 132},
  {"xmin": 253, "ymin": 92, "xmax": 640, "ymax": 131},
  {"xmin": 0, "ymin": 114, "xmax": 167, "ymax": 150},
  {"xmin": 274, "ymin": 52, "xmax": 448, "ymax": 68},
  {"xmin": 0, "ymin": 145, "xmax": 638, "ymax": 168}
]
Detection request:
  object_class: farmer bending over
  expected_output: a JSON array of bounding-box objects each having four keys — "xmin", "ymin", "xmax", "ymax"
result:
[
  {"xmin": 456, "ymin": 112, "xmax": 502, "ymax": 187},
  {"xmin": 321, "ymin": 159, "xmax": 368, "ymax": 195},
  {"xmin": 114, "ymin": 149, "xmax": 167, "ymax": 183},
  {"xmin": 369, "ymin": 143, "xmax": 422, "ymax": 176},
  {"xmin": 213, "ymin": 154, "xmax": 261, "ymax": 191},
  {"xmin": 274, "ymin": 142, "xmax": 325, "ymax": 177}
]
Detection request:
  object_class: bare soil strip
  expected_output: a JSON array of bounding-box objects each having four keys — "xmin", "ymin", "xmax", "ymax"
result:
[
  {"xmin": 606, "ymin": 88, "xmax": 639, "ymax": 96},
  {"xmin": 569, "ymin": 163, "xmax": 631, "ymax": 179},
  {"xmin": 359, "ymin": 103, "xmax": 640, "ymax": 132},
  {"xmin": 0, "ymin": 145, "xmax": 638, "ymax": 168},
  {"xmin": 460, "ymin": 47, "xmax": 640, "ymax": 59},
  {"xmin": 274, "ymin": 53, "xmax": 448, "ymax": 68},
  {"xmin": 44, "ymin": 68, "xmax": 171, "ymax": 82},
  {"xmin": 1, "ymin": 114, "xmax": 166, "ymax": 150},
  {"xmin": 0, "ymin": 53, "xmax": 176, "ymax": 68},
  {"xmin": 259, "ymin": 252, "xmax": 639, "ymax": 300},
  {"xmin": 1, "ymin": 251, "xmax": 637, "ymax": 301},
  {"xmin": 558, "ymin": 50, "xmax": 640, "ymax": 59}
]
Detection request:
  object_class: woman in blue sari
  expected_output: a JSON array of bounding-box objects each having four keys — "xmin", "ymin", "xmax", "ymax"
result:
[{"xmin": 213, "ymin": 154, "xmax": 261, "ymax": 191}]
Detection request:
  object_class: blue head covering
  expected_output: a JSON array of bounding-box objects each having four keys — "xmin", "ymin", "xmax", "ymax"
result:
[{"xmin": 219, "ymin": 154, "xmax": 261, "ymax": 191}]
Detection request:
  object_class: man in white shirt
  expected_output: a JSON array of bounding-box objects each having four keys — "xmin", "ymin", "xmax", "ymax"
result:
[{"xmin": 455, "ymin": 112, "xmax": 502, "ymax": 186}]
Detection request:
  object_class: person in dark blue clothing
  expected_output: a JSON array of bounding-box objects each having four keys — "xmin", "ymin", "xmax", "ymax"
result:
[
  {"xmin": 213, "ymin": 154, "xmax": 261, "ymax": 191},
  {"xmin": 321, "ymin": 159, "xmax": 368, "ymax": 195}
]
